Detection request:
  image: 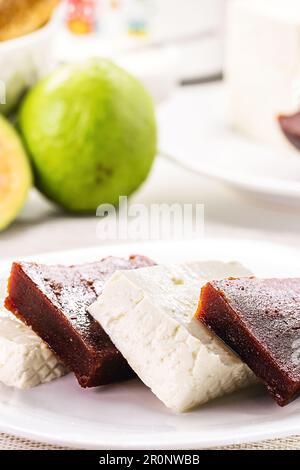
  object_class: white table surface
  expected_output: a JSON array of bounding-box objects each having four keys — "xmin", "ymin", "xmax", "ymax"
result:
[{"xmin": 1, "ymin": 151, "xmax": 300, "ymax": 260}]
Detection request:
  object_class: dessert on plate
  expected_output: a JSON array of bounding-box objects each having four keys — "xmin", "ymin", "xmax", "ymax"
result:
[
  {"xmin": 226, "ymin": 0, "xmax": 300, "ymax": 152},
  {"xmin": 1, "ymin": 250, "xmax": 300, "ymax": 413},
  {"xmin": 89, "ymin": 261, "xmax": 256, "ymax": 412}
]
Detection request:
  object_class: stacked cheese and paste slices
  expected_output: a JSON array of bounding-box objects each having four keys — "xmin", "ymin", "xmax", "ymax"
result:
[
  {"xmin": 0, "ymin": 259, "xmax": 256, "ymax": 412},
  {"xmin": 89, "ymin": 261, "xmax": 257, "ymax": 412},
  {"xmin": 0, "ymin": 308, "xmax": 67, "ymax": 389}
]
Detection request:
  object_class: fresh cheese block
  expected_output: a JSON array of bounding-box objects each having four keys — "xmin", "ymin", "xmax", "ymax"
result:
[
  {"xmin": 89, "ymin": 261, "xmax": 256, "ymax": 412},
  {"xmin": 0, "ymin": 311, "xmax": 67, "ymax": 389},
  {"xmin": 226, "ymin": 0, "xmax": 300, "ymax": 150}
]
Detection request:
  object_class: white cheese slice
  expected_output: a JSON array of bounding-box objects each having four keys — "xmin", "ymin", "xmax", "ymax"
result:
[
  {"xmin": 226, "ymin": 0, "xmax": 300, "ymax": 150},
  {"xmin": 0, "ymin": 311, "xmax": 68, "ymax": 389},
  {"xmin": 89, "ymin": 261, "xmax": 256, "ymax": 412}
]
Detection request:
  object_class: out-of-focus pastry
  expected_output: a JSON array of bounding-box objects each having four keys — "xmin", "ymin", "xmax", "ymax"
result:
[{"xmin": 0, "ymin": 0, "xmax": 60, "ymax": 41}]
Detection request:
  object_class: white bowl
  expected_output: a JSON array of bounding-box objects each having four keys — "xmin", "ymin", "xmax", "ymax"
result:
[{"xmin": 0, "ymin": 12, "xmax": 60, "ymax": 114}]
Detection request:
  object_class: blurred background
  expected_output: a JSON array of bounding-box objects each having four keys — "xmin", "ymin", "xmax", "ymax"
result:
[{"xmin": 1, "ymin": 0, "xmax": 300, "ymax": 258}]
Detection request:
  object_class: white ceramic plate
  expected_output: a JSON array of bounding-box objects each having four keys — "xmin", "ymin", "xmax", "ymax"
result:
[
  {"xmin": 0, "ymin": 238, "xmax": 300, "ymax": 450},
  {"xmin": 158, "ymin": 84, "xmax": 300, "ymax": 205}
]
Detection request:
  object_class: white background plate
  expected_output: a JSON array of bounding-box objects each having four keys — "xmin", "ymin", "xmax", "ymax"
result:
[
  {"xmin": 0, "ymin": 238, "xmax": 300, "ymax": 449},
  {"xmin": 158, "ymin": 83, "xmax": 300, "ymax": 204}
]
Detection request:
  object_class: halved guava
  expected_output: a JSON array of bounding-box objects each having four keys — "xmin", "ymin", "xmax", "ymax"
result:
[{"xmin": 0, "ymin": 115, "xmax": 32, "ymax": 230}]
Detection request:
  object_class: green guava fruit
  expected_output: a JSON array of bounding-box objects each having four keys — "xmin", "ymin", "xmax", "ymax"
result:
[
  {"xmin": 18, "ymin": 59, "xmax": 157, "ymax": 212},
  {"xmin": 0, "ymin": 115, "xmax": 32, "ymax": 231}
]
